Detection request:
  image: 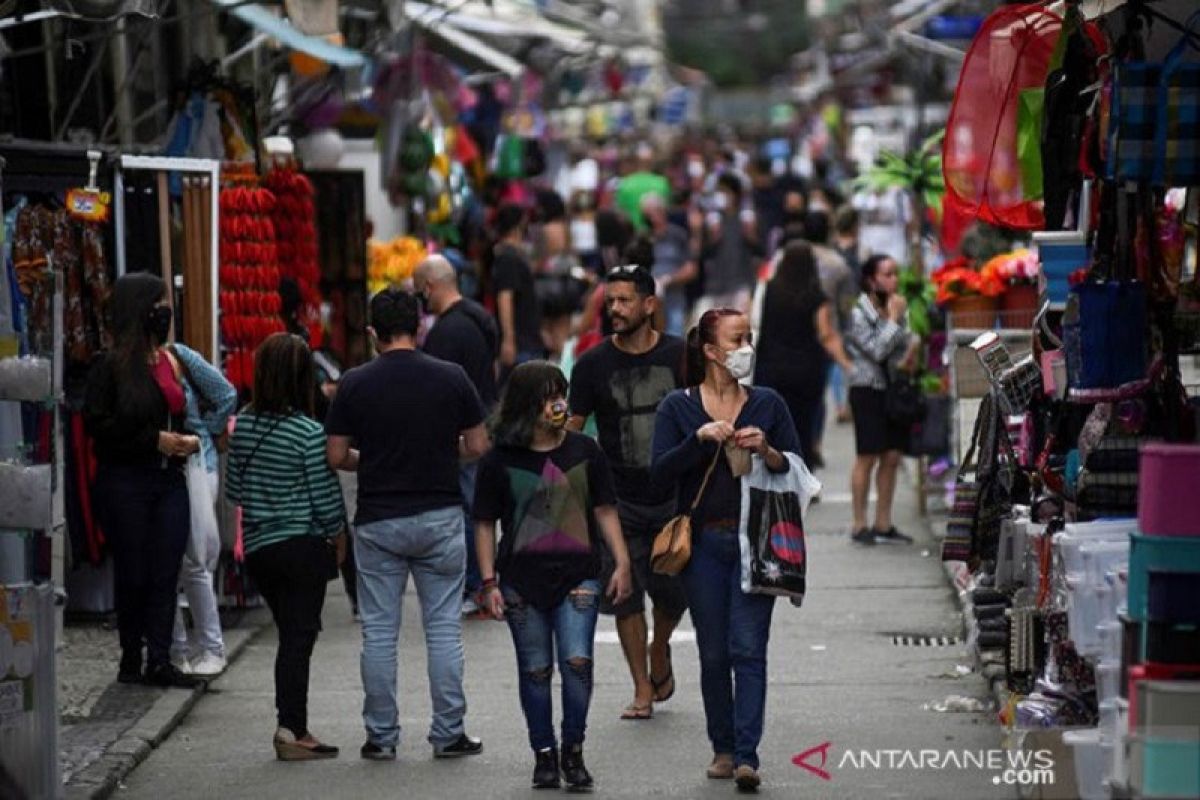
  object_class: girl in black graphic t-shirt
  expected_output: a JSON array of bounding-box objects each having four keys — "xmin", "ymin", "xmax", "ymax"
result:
[{"xmin": 475, "ymin": 362, "xmax": 632, "ymax": 791}]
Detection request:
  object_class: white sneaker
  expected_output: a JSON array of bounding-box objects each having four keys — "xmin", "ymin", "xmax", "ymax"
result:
[
  {"xmin": 170, "ymin": 655, "xmax": 193, "ymax": 675},
  {"xmin": 190, "ymin": 652, "xmax": 227, "ymax": 677},
  {"xmin": 461, "ymin": 596, "xmax": 480, "ymax": 617}
]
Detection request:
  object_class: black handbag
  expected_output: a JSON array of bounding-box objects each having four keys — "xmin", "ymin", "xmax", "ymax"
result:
[{"xmin": 884, "ymin": 364, "xmax": 926, "ymax": 426}]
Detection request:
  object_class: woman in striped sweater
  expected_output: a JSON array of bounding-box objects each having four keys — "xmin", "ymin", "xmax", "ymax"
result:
[{"xmin": 226, "ymin": 333, "xmax": 346, "ymax": 761}]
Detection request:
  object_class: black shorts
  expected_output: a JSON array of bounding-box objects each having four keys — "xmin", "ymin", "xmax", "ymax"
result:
[
  {"xmin": 599, "ymin": 500, "xmax": 689, "ymax": 620},
  {"xmin": 849, "ymin": 387, "xmax": 910, "ymax": 456}
]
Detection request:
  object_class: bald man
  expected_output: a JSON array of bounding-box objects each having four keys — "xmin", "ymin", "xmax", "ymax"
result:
[{"xmin": 415, "ymin": 255, "xmax": 500, "ymax": 616}]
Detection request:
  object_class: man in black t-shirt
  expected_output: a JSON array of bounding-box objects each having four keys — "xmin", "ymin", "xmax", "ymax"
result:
[
  {"xmin": 416, "ymin": 254, "xmax": 500, "ymax": 615},
  {"xmin": 567, "ymin": 265, "xmax": 687, "ymax": 720},
  {"xmin": 326, "ymin": 289, "xmax": 490, "ymax": 761},
  {"xmin": 492, "ymin": 204, "xmax": 544, "ymax": 373}
]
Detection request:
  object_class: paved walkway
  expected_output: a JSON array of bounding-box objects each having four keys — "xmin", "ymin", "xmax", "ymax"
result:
[{"xmin": 116, "ymin": 421, "xmax": 1013, "ymax": 799}]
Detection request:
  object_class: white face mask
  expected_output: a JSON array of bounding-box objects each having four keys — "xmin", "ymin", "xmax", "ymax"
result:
[
  {"xmin": 712, "ymin": 192, "xmax": 728, "ymax": 212},
  {"xmin": 724, "ymin": 345, "xmax": 755, "ymax": 381}
]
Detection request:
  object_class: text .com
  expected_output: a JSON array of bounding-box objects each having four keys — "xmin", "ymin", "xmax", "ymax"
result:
[{"xmin": 794, "ymin": 742, "xmax": 1056, "ymax": 786}]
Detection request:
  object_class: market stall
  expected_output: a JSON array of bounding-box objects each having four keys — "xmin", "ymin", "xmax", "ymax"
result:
[{"xmin": 935, "ymin": 2, "xmax": 1200, "ymax": 798}]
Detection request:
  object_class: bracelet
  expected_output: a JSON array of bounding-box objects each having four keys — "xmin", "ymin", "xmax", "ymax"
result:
[{"xmin": 480, "ymin": 577, "xmax": 498, "ymax": 592}]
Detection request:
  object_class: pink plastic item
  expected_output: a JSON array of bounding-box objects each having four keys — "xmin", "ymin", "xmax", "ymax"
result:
[{"xmin": 1138, "ymin": 443, "xmax": 1200, "ymax": 536}]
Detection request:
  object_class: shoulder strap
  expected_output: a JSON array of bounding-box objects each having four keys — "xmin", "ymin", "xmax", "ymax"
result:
[
  {"xmin": 232, "ymin": 414, "xmax": 287, "ymax": 487},
  {"xmin": 168, "ymin": 344, "xmax": 212, "ymax": 412},
  {"xmin": 688, "ymin": 445, "xmax": 724, "ymax": 513}
]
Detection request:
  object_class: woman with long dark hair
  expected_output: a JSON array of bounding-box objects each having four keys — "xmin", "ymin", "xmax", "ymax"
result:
[
  {"xmin": 225, "ymin": 333, "xmax": 346, "ymax": 760},
  {"xmin": 753, "ymin": 241, "xmax": 853, "ymax": 467},
  {"xmin": 474, "ymin": 361, "xmax": 632, "ymax": 791},
  {"xmin": 845, "ymin": 254, "xmax": 916, "ymax": 545},
  {"xmin": 650, "ymin": 308, "xmax": 801, "ymax": 791},
  {"xmin": 84, "ymin": 272, "xmax": 200, "ymax": 687}
]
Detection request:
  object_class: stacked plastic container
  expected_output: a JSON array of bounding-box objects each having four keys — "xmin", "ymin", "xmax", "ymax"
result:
[
  {"xmin": 1055, "ymin": 519, "xmax": 1134, "ymax": 800},
  {"xmin": 1121, "ymin": 444, "xmax": 1200, "ymax": 799}
]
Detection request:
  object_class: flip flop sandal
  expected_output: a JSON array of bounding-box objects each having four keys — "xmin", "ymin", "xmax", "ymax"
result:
[
  {"xmin": 619, "ymin": 703, "xmax": 653, "ymax": 721},
  {"xmin": 650, "ymin": 644, "xmax": 675, "ymax": 703}
]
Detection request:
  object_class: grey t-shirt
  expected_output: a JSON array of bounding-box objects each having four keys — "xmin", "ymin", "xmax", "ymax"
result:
[{"xmin": 705, "ymin": 214, "xmax": 756, "ymax": 296}]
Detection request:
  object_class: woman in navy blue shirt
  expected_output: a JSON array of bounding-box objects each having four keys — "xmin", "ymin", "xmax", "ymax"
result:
[{"xmin": 651, "ymin": 307, "xmax": 801, "ymax": 791}]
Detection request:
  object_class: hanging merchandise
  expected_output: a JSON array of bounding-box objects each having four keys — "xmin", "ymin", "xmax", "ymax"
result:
[
  {"xmin": 1152, "ymin": 13, "xmax": 1200, "ymax": 187},
  {"xmin": 263, "ymin": 164, "xmax": 322, "ymax": 345},
  {"xmin": 367, "ymin": 236, "xmax": 426, "ymax": 294},
  {"xmin": 943, "ymin": 4, "xmax": 1105, "ymax": 231},
  {"xmin": 218, "ymin": 165, "xmax": 285, "ymax": 393},
  {"xmin": 395, "ymin": 124, "xmax": 435, "ymax": 197}
]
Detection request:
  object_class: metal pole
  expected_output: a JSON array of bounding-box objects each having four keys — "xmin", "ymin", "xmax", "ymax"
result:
[{"xmin": 110, "ymin": 17, "xmax": 135, "ymax": 146}]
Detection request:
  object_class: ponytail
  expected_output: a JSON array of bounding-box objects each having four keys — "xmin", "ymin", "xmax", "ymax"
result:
[{"xmin": 685, "ymin": 307, "xmax": 743, "ymax": 387}]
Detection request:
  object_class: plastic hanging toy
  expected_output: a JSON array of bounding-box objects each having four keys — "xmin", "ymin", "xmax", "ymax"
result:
[{"xmin": 66, "ymin": 150, "xmax": 112, "ymax": 224}]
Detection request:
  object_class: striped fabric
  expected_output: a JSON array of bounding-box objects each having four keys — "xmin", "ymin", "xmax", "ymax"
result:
[
  {"xmin": 1156, "ymin": 63, "xmax": 1200, "ymax": 187},
  {"xmin": 1110, "ymin": 62, "xmax": 1160, "ymax": 182},
  {"xmin": 225, "ymin": 412, "xmax": 345, "ymax": 555}
]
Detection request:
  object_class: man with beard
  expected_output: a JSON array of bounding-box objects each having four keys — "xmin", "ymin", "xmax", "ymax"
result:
[{"xmin": 566, "ymin": 265, "xmax": 687, "ymax": 721}]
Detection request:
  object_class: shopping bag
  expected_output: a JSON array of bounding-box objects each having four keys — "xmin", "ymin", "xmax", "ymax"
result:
[
  {"xmin": 737, "ymin": 453, "xmax": 821, "ymax": 601},
  {"xmin": 185, "ymin": 454, "xmax": 221, "ymax": 571},
  {"xmin": 1153, "ymin": 13, "xmax": 1200, "ymax": 187}
]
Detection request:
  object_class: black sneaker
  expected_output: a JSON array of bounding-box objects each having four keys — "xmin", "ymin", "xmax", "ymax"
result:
[
  {"xmin": 532, "ymin": 747, "xmax": 560, "ymax": 789},
  {"xmin": 360, "ymin": 741, "xmax": 397, "ymax": 761},
  {"xmin": 144, "ymin": 663, "xmax": 202, "ymax": 688},
  {"xmin": 851, "ymin": 528, "xmax": 876, "ymax": 546},
  {"xmin": 118, "ymin": 651, "xmax": 142, "ymax": 684},
  {"xmin": 433, "ymin": 733, "xmax": 482, "ymax": 759},
  {"xmin": 873, "ymin": 526, "xmax": 914, "ymax": 545},
  {"xmin": 560, "ymin": 744, "xmax": 593, "ymax": 792}
]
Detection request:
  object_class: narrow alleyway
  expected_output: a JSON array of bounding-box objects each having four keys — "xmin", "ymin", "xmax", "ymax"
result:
[{"xmin": 118, "ymin": 421, "xmax": 1011, "ymax": 800}]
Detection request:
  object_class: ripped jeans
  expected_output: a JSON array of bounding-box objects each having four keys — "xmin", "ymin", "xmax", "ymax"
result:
[{"xmin": 502, "ymin": 579, "xmax": 601, "ymax": 752}]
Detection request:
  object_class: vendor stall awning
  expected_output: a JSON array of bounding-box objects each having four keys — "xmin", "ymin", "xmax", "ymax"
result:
[
  {"xmin": 406, "ymin": 9, "xmax": 524, "ymax": 77},
  {"xmin": 211, "ymin": 0, "xmax": 367, "ymax": 69},
  {"xmin": 404, "ymin": 0, "xmax": 590, "ymax": 54}
]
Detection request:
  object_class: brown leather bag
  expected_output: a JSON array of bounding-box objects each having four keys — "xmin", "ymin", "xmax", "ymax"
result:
[{"xmin": 650, "ymin": 447, "xmax": 722, "ymax": 576}]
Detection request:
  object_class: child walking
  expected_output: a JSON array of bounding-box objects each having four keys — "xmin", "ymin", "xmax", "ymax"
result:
[{"xmin": 474, "ymin": 361, "xmax": 632, "ymax": 791}]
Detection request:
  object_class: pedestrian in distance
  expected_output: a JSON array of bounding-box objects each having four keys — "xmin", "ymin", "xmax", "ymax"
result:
[
  {"xmin": 475, "ymin": 361, "xmax": 633, "ymax": 791},
  {"xmin": 83, "ymin": 272, "xmax": 202, "ymax": 689},
  {"xmin": 566, "ymin": 264, "xmax": 688, "ymax": 722},
  {"xmin": 651, "ymin": 307, "xmax": 802, "ymax": 792},
  {"xmin": 752, "ymin": 241, "xmax": 854, "ymax": 470},
  {"xmin": 845, "ymin": 254, "xmax": 920, "ymax": 546},
  {"xmin": 225, "ymin": 333, "xmax": 347, "ymax": 761},
  {"xmin": 325, "ymin": 289, "xmax": 490, "ymax": 762},
  {"xmin": 414, "ymin": 254, "xmax": 501, "ymax": 618}
]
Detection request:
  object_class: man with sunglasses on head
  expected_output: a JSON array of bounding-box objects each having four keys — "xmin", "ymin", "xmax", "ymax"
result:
[{"xmin": 566, "ymin": 265, "xmax": 687, "ymax": 722}]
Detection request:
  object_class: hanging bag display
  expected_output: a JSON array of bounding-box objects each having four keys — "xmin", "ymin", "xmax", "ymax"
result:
[
  {"xmin": 1153, "ymin": 13, "xmax": 1200, "ymax": 188},
  {"xmin": 942, "ymin": 395, "xmax": 991, "ymax": 563},
  {"xmin": 650, "ymin": 446, "xmax": 722, "ymax": 576},
  {"xmin": 737, "ymin": 452, "xmax": 820, "ymax": 601}
]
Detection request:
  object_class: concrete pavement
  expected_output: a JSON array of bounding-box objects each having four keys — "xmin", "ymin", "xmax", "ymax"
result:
[{"xmin": 117, "ymin": 421, "xmax": 1016, "ymax": 800}]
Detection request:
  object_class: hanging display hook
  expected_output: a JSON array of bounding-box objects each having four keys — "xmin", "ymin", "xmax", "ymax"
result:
[{"xmin": 85, "ymin": 149, "xmax": 102, "ymax": 191}]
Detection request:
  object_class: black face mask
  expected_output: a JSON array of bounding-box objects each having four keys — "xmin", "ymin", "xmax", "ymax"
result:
[
  {"xmin": 417, "ymin": 292, "xmax": 431, "ymax": 316},
  {"xmin": 147, "ymin": 306, "xmax": 173, "ymax": 343}
]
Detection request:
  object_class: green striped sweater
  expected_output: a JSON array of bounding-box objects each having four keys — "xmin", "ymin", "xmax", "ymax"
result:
[{"xmin": 225, "ymin": 412, "xmax": 346, "ymax": 555}]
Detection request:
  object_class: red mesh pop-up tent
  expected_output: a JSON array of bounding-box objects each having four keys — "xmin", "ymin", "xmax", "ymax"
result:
[{"xmin": 942, "ymin": 5, "xmax": 1070, "ymax": 231}]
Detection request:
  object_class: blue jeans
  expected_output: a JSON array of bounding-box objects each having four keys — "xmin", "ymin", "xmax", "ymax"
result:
[
  {"xmin": 681, "ymin": 524, "xmax": 776, "ymax": 769},
  {"xmin": 502, "ymin": 578, "xmax": 601, "ymax": 752},
  {"xmin": 355, "ymin": 506, "xmax": 467, "ymax": 748},
  {"xmin": 460, "ymin": 463, "xmax": 482, "ymax": 596}
]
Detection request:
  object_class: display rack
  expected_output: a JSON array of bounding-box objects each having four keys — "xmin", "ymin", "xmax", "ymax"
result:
[{"xmin": 0, "ymin": 158, "xmax": 64, "ymax": 798}]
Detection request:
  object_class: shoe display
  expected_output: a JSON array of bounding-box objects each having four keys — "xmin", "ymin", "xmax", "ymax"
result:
[
  {"xmin": 360, "ymin": 741, "xmax": 397, "ymax": 761},
  {"xmin": 560, "ymin": 744, "xmax": 593, "ymax": 792},
  {"xmin": 144, "ymin": 663, "xmax": 202, "ymax": 688},
  {"xmin": 873, "ymin": 526, "xmax": 914, "ymax": 544},
  {"xmin": 190, "ymin": 652, "xmax": 227, "ymax": 677},
  {"xmin": 433, "ymin": 733, "xmax": 483, "ymax": 758},
  {"xmin": 532, "ymin": 747, "xmax": 560, "ymax": 789},
  {"xmin": 851, "ymin": 528, "xmax": 877, "ymax": 546},
  {"xmin": 734, "ymin": 765, "xmax": 761, "ymax": 792},
  {"xmin": 706, "ymin": 753, "xmax": 735, "ymax": 779}
]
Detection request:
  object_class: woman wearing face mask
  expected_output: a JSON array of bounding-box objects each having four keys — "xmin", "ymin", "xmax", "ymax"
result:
[
  {"xmin": 84, "ymin": 272, "xmax": 202, "ymax": 688},
  {"xmin": 650, "ymin": 308, "xmax": 801, "ymax": 791},
  {"xmin": 475, "ymin": 361, "xmax": 632, "ymax": 791},
  {"xmin": 845, "ymin": 255, "xmax": 917, "ymax": 546}
]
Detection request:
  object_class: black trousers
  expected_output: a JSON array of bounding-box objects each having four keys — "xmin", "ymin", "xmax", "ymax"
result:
[
  {"xmin": 246, "ymin": 536, "xmax": 329, "ymax": 737},
  {"xmin": 96, "ymin": 462, "xmax": 190, "ymax": 669}
]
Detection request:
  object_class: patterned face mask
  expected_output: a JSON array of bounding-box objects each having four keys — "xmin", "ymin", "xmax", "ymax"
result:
[{"xmin": 546, "ymin": 399, "xmax": 569, "ymax": 429}]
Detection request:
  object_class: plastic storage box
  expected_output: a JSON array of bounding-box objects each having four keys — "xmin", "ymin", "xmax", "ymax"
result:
[
  {"xmin": 1148, "ymin": 571, "xmax": 1200, "ymax": 624},
  {"xmin": 1138, "ymin": 443, "xmax": 1200, "ymax": 536},
  {"xmin": 1130, "ymin": 736, "xmax": 1200, "ymax": 799},
  {"xmin": 1127, "ymin": 534, "xmax": 1200, "ymax": 622}
]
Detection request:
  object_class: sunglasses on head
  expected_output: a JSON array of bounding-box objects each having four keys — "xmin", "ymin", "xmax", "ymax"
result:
[{"xmin": 608, "ymin": 264, "xmax": 644, "ymax": 277}]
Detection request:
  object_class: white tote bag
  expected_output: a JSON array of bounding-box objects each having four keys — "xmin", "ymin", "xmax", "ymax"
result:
[
  {"xmin": 185, "ymin": 454, "xmax": 221, "ymax": 571},
  {"xmin": 738, "ymin": 452, "xmax": 821, "ymax": 602}
]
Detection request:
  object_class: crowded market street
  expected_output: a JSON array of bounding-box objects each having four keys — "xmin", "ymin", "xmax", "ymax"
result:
[{"xmin": 116, "ymin": 421, "xmax": 1011, "ymax": 800}]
